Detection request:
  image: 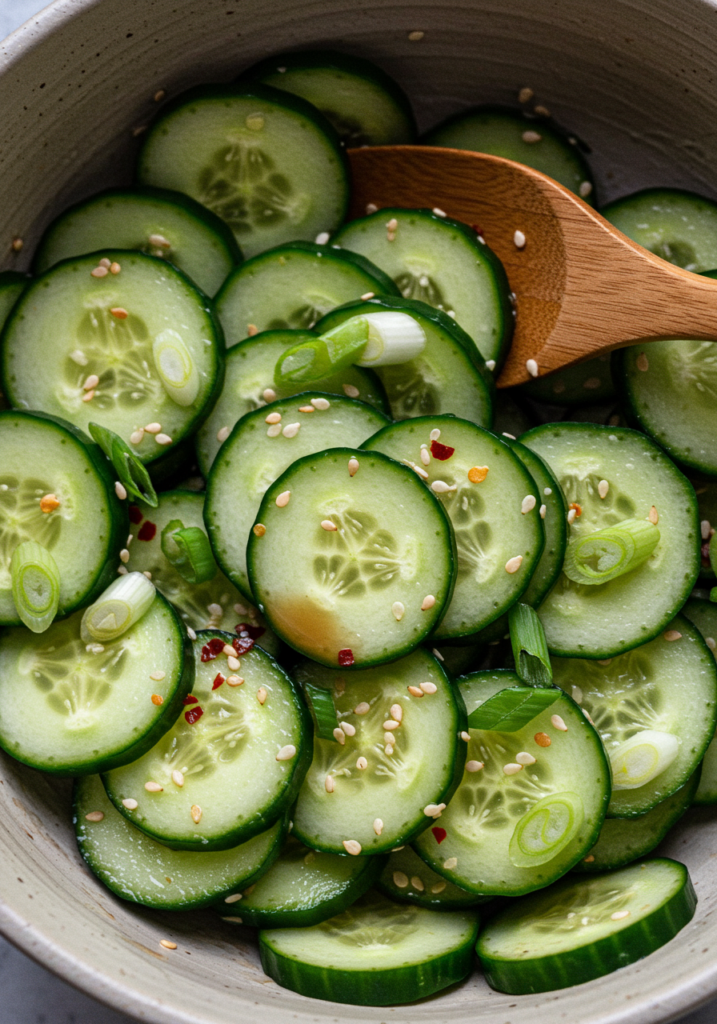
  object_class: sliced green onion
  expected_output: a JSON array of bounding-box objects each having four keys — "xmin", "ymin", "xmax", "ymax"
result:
[
  {"xmin": 509, "ymin": 792, "xmax": 584, "ymax": 867},
  {"xmin": 467, "ymin": 686, "xmax": 560, "ymax": 732},
  {"xmin": 355, "ymin": 312, "xmax": 427, "ymax": 368},
  {"xmin": 610, "ymin": 730, "xmax": 679, "ymax": 790},
  {"xmin": 88, "ymin": 422, "xmax": 158, "ymax": 508},
  {"xmin": 509, "ymin": 603, "xmax": 552, "ymax": 688},
  {"xmin": 274, "ymin": 317, "xmax": 369, "ymax": 386},
  {"xmin": 11, "ymin": 541, "xmax": 60, "ymax": 633},
  {"xmin": 80, "ymin": 571, "xmax": 155, "ymax": 644},
  {"xmin": 563, "ymin": 517, "xmax": 660, "ymax": 586},
  {"xmin": 303, "ymin": 681, "xmax": 340, "ymax": 741},
  {"xmin": 153, "ymin": 329, "xmax": 199, "ymax": 407},
  {"xmin": 160, "ymin": 519, "xmax": 217, "ymax": 585}
]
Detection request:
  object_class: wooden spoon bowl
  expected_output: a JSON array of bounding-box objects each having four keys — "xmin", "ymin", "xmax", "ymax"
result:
[{"xmin": 348, "ymin": 146, "xmax": 717, "ymax": 388}]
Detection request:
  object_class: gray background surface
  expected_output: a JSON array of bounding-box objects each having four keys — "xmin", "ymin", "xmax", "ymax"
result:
[{"xmin": 0, "ymin": 1, "xmax": 716, "ymax": 1021}]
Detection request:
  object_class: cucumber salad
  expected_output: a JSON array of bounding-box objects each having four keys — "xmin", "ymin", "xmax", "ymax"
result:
[{"xmin": 2, "ymin": 46, "xmax": 715, "ymax": 1006}]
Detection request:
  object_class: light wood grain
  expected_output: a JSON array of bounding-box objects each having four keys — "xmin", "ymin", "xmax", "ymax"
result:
[{"xmin": 348, "ymin": 146, "xmax": 717, "ymax": 388}]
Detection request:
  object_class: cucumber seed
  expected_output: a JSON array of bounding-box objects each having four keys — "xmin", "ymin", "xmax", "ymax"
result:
[
  {"xmin": 432, "ymin": 881, "xmax": 447, "ymax": 894},
  {"xmin": 411, "ymin": 876, "xmax": 425, "ymax": 891},
  {"xmin": 393, "ymin": 870, "xmax": 409, "ymax": 888}
]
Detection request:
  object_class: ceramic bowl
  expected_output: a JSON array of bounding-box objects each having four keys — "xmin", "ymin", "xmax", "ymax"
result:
[{"xmin": 2, "ymin": 1, "xmax": 717, "ymax": 1021}]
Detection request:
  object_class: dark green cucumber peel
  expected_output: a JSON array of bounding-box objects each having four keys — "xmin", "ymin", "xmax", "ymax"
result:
[{"xmin": 378, "ymin": 845, "xmax": 488, "ymax": 910}]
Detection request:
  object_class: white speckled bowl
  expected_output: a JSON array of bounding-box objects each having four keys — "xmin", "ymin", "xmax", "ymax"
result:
[{"xmin": 2, "ymin": 1, "xmax": 717, "ymax": 1021}]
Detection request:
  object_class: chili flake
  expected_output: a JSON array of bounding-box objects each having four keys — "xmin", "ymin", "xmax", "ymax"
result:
[
  {"xmin": 183, "ymin": 694, "xmax": 199, "ymax": 706},
  {"xmin": 128, "ymin": 505, "xmax": 143, "ymax": 525},
  {"xmin": 430, "ymin": 439, "xmax": 455, "ymax": 461},
  {"xmin": 212, "ymin": 673, "xmax": 225, "ymax": 690},
  {"xmin": 338, "ymin": 648, "xmax": 355, "ymax": 667},
  {"xmin": 568, "ymin": 503, "xmax": 582, "ymax": 517},
  {"xmin": 236, "ymin": 622, "xmax": 265, "ymax": 641},
  {"xmin": 137, "ymin": 520, "xmax": 157, "ymax": 541},
  {"xmin": 432, "ymin": 826, "xmax": 447, "ymax": 844},
  {"xmin": 185, "ymin": 706, "xmax": 203, "ymax": 725},
  {"xmin": 201, "ymin": 637, "xmax": 225, "ymax": 662},
  {"xmin": 233, "ymin": 635, "xmax": 255, "ymax": 656}
]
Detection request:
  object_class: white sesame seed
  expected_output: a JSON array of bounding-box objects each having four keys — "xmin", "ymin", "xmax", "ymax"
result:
[
  {"xmin": 431, "ymin": 881, "xmax": 447, "ymax": 895},
  {"xmin": 420, "ymin": 447, "xmax": 431, "ymax": 466},
  {"xmin": 265, "ymin": 411, "xmax": 282, "ymax": 424},
  {"xmin": 122, "ymin": 798, "xmax": 138, "ymax": 810},
  {"xmin": 83, "ymin": 373, "xmax": 99, "ymax": 391},
  {"xmin": 343, "ymin": 383, "xmax": 360, "ymax": 398},
  {"xmin": 443, "ymin": 857, "xmax": 458, "ymax": 870},
  {"xmin": 311, "ymin": 397, "xmax": 331, "ymax": 410},
  {"xmin": 664, "ymin": 630, "xmax": 682, "ymax": 642},
  {"xmin": 431, "ymin": 480, "xmax": 456, "ymax": 494},
  {"xmin": 325, "ymin": 774, "xmax": 335, "ymax": 793},
  {"xmin": 113, "ymin": 481, "xmax": 127, "ymax": 502},
  {"xmin": 486, "ymin": 359, "xmax": 496, "ymax": 371},
  {"xmin": 597, "ymin": 479, "xmax": 609, "ymax": 499},
  {"xmin": 262, "ymin": 388, "xmax": 277, "ymax": 403},
  {"xmin": 170, "ymin": 769, "xmax": 184, "ymax": 789},
  {"xmin": 187, "ymin": 627, "xmax": 197, "ymax": 640},
  {"xmin": 257, "ymin": 687, "xmax": 267, "ymax": 705},
  {"xmin": 298, "ymin": 405, "xmax": 315, "ymax": 413},
  {"xmin": 117, "ymin": 548, "xmax": 129, "ymax": 564},
  {"xmin": 348, "ymin": 457, "xmax": 360, "ymax": 476},
  {"xmin": 522, "ymin": 130, "xmax": 542, "ymax": 143},
  {"xmin": 421, "ymin": 595, "xmax": 436, "ymax": 611},
  {"xmin": 85, "ymin": 811, "xmax": 104, "ymax": 822},
  {"xmin": 373, "ymin": 818, "xmax": 384, "ymax": 835},
  {"xmin": 267, "ymin": 423, "xmax": 282, "ymax": 437},
  {"xmin": 281, "ymin": 422, "xmax": 300, "ymax": 438},
  {"xmin": 580, "ymin": 181, "xmax": 593, "ymax": 198},
  {"xmin": 155, "ymin": 433, "xmax": 172, "ymax": 446},
  {"xmin": 276, "ymin": 744, "xmax": 296, "ymax": 761},
  {"xmin": 539, "ymin": 504, "xmax": 547, "ymax": 519},
  {"xmin": 224, "ymin": 893, "xmax": 243, "ymax": 904},
  {"xmin": 227, "ymin": 675, "xmax": 243, "ymax": 687},
  {"xmin": 503, "ymin": 763, "xmax": 523, "ymax": 775},
  {"xmin": 544, "ymin": 487, "xmax": 553, "ymax": 496},
  {"xmin": 142, "ymin": 571, "xmax": 152, "ymax": 580},
  {"xmin": 145, "ymin": 781, "xmax": 163, "ymax": 792},
  {"xmin": 129, "ymin": 429, "xmax": 144, "ymax": 445},
  {"xmin": 526, "ymin": 357, "xmax": 538, "ymax": 377},
  {"xmin": 411, "ymin": 875, "xmax": 426, "ymax": 892},
  {"xmin": 702, "ymin": 520, "xmax": 712, "ymax": 540},
  {"xmin": 221, "ymin": 644, "xmax": 235, "ymax": 657},
  {"xmin": 648, "ymin": 506, "xmax": 659, "ymax": 525},
  {"xmin": 81, "ymin": 390, "xmax": 95, "ymax": 403},
  {"xmin": 343, "ymin": 839, "xmax": 362, "ymax": 855},
  {"xmin": 516, "ymin": 751, "xmax": 536, "ymax": 765},
  {"xmin": 207, "ymin": 603, "xmax": 223, "ymax": 618},
  {"xmin": 433, "ymin": 207, "xmax": 447, "ymax": 218},
  {"xmin": 707, "ymin": 637, "xmax": 716, "ymax": 652},
  {"xmin": 571, "ymin": 685, "xmax": 583, "ymax": 704},
  {"xmin": 393, "ymin": 870, "xmax": 409, "ymax": 888},
  {"xmin": 366, "ymin": 203, "xmax": 378, "ymax": 214},
  {"xmin": 407, "ymin": 685, "xmax": 424, "ymax": 697},
  {"xmin": 276, "ymin": 490, "xmax": 291, "ymax": 508},
  {"xmin": 191, "ymin": 805, "xmax": 202, "ymax": 824},
  {"xmin": 408, "ymin": 30, "xmax": 425, "ymax": 40},
  {"xmin": 91, "ymin": 266, "xmax": 109, "ymax": 278},
  {"xmin": 227, "ymin": 656, "xmax": 240, "ymax": 671},
  {"xmin": 636, "ymin": 352, "xmax": 649, "ymax": 372},
  {"xmin": 518, "ymin": 86, "xmax": 534, "ymax": 102},
  {"xmin": 356, "ymin": 756, "xmax": 368, "ymax": 770},
  {"xmin": 514, "ymin": 229, "xmax": 527, "ymax": 249},
  {"xmin": 534, "ymin": 104, "xmax": 551, "ymax": 116},
  {"xmin": 315, "ymin": 232, "xmax": 330, "ymax": 245},
  {"xmin": 386, "ymin": 218, "xmax": 399, "ymax": 231},
  {"xmin": 360, "ymin": 292, "xmax": 375, "ymax": 302},
  {"xmin": 390, "ymin": 703, "xmax": 403, "ymax": 723},
  {"xmin": 341, "ymin": 722, "xmax": 356, "ymax": 737},
  {"xmin": 383, "ymin": 720, "xmax": 400, "ymax": 732},
  {"xmin": 424, "ymin": 803, "xmax": 446, "ymax": 817},
  {"xmin": 460, "ymin": 731, "xmax": 471, "ymax": 742},
  {"xmin": 144, "ymin": 422, "xmax": 161, "ymax": 434},
  {"xmin": 429, "ymin": 428, "xmax": 441, "ymax": 441},
  {"xmin": 567, "ymin": 508, "xmax": 577, "ymax": 524},
  {"xmin": 505, "ymin": 555, "xmax": 523, "ymax": 574},
  {"xmin": 392, "ymin": 601, "xmax": 405, "ymax": 621},
  {"xmin": 466, "ymin": 760, "xmax": 484, "ymax": 772},
  {"xmin": 321, "ymin": 519, "xmax": 338, "ymax": 531},
  {"xmin": 354, "ymin": 702, "xmax": 370, "ymax": 715},
  {"xmin": 551, "ymin": 714, "xmax": 568, "ymax": 731},
  {"xmin": 521, "ymin": 495, "xmax": 537, "ymax": 514},
  {"xmin": 70, "ymin": 349, "xmax": 88, "ymax": 366},
  {"xmin": 149, "ymin": 670, "xmax": 165, "ymax": 682},
  {"xmin": 611, "ymin": 910, "xmax": 630, "ymax": 921},
  {"xmin": 433, "ymin": 648, "xmax": 445, "ymax": 661},
  {"xmin": 333, "ymin": 727, "xmax": 346, "ymax": 744}
]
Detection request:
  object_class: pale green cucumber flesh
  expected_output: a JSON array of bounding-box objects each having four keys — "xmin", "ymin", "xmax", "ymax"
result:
[
  {"xmin": 379, "ymin": 844, "xmax": 487, "ymax": 909},
  {"xmin": 0, "ymin": 593, "xmax": 192, "ymax": 774},
  {"xmin": 681, "ymin": 597, "xmax": 717, "ymax": 803},
  {"xmin": 603, "ymin": 188, "xmax": 717, "ymax": 271},
  {"xmin": 522, "ymin": 424, "xmax": 700, "ymax": 657},
  {"xmin": 291, "ymin": 649, "xmax": 465, "ymax": 854},
  {"xmin": 103, "ymin": 631, "xmax": 310, "ymax": 850},
  {"xmin": 75, "ymin": 774, "xmax": 283, "ymax": 910},
  {"xmin": 246, "ymin": 447, "xmax": 455, "ymax": 666}
]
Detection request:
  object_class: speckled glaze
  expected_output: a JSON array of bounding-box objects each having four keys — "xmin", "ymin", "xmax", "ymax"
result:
[{"xmin": 2, "ymin": 1, "xmax": 717, "ymax": 1021}]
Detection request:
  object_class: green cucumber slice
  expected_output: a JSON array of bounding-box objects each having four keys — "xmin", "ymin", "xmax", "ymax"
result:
[
  {"xmin": 522, "ymin": 424, "xmax": 700, "ymax": 657},
  {"xmin": 215, "ymin": 241, "xmax": 399, "ymax": 347},
  {"xmin": 2, "ymin": 251, "xmax": 224, "ymax": 466},
  {"xmin": 477, "ymin": 858, "xmax": 696, "ymax": 993},
  {"xmin": 137, "ymin": 84, "xmax": 349, "ymax": 258},
  {"xmin": 552, "ymin": 614, "xmax": 716, "ymax": 816},
  {"xmin": 362, "ymin": 416, "xmax": 544, "ymax": 640},
  {"xmin": 291, "ymin": 648, "xmax": 465, "ymax": 854},
  {"xmin": 0, "ymin": 410, "xmax": 127, "ymax": 624},
  {"xmin": 124, "ymin": 490, "xmax": 281, "ymax": 657},
  {"xmin": 246, "ymin": 448, "xmax": 455, "ymax": 666},
  {"xmin": 333, "ymin": 208, "xmax": 512, "ymax": 368},
  {"xmin": 519, "ymin": 354, "xmax": 615, "ymax": 405},
  {"xmin": 681, "ymin": 596, "xmax": 717, "ymax": 804},
  {"xmin": 33, "ymin": 187, "xmax": 241, "ymax": 297},
  {"xmin": 315, "ymin": 295, "xmax": 494, "ymax": 426},
  {"xmin": 0, "ymin": 271, "xmax": 27, "ymax": 335},
  {"xmin": 424, "ymin": 105, "xmax": 595, "ymax": 203},
  {"xmin": 413, "ymin": 670, "xmax": 610, "ymax": 896},
  {"xmin": 207, "ymin": 394, "xmax": 389, "ymax": 602},
  {"xmin": 0, "ymin": 591, "xmax": 192, "ymax": 775},
  {"xmin": 379, "ymin": 845, "xmax": 486, "ymax": 909},
  {"xmin": 572, "ymin": 771, "xmax": 700, "ymax": 873},
  {"xmin": 220, "ymin": 835, "xmax": 383, "ymax": 928},
  {"xmin": 103, "ymin": 630, "xmax": 310, "ymax": 850},
  {"xmin": 241, "ymin": 51, "xmax": 416, "ymax": 147},
  {"xmin": 259, "ymin": 890, "xmax": 479, "ymax": 1005},
  {"xmin": 75, "ymin": 774, "xmax": 284, "ymax": 910},
  {"xmin": 603, "ymin": 188, "xmax": 717, "ymax": 271}
]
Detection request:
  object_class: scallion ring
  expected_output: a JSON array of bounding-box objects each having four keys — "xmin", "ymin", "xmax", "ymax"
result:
[
  {"xmin": 562, "ymin": 517, "xmax": 660, "ymax": 586},
  {"xmin": 160, "ymin": 519, "xmax": 217, "ymax": 585},
  {"xmin": 153, "ymin": 329, "xmax": 199, "ymax": 407},
  {"xmin": 10, "ymin": 541, "xmax": 61, "ymax": 633},
  {"xmin": 80, "ymin": 571, "xmax": 155, "ymax": 644}
]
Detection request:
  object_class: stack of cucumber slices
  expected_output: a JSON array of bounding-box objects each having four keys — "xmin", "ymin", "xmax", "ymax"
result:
[{"xmin": 1, "ymin": 47, "xmax": 713, "ymax": 1010}]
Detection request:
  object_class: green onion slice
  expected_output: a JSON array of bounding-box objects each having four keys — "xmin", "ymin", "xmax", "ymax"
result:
[
  {"xmin": 80, "ymin": 571, "xmax": 155, "ymax": 644},
  {"xmin": 509, "ymin": 791, "xmax": 585, "ymax": 867},
  {"xmin": 88, "ymin": 422, "xmax": 158, "ymax": 508},
  {"xmin": 509, "ymin": 603, "xmax": 552, "ymax": 688},
  {"xmin": 303, "ymin": 681, "xmax": 340, "ymax": 741},
  {"xmin": 562, "ymin": 517, "xmax": 660, "ymax": 586},
  {"xmin": 10, "ymin": 541, "xmax": 61, "ymax": 633},
  {"xmin": 467, "ymin": 686, "xmax": 560, "ymax": 732},
  {"xmin": 610, "ymin": 729, "xmax": 679, "ymax": 790},
  {"xmin": 160, "ymin": 519, "xmax": 217, "ymax": 585},
  {"xmin": 153, "ymin": 329, "xmax": 200, "ymax": 407}
]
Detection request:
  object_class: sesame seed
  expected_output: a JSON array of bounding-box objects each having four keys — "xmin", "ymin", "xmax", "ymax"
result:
[
  {"xmin": 443, "ymin": 857, "xmax": 458, "ymax": 870},
  {"xmin": 221, "ymin": 644, "xmax": 235, "ymax": 657},
  {"xmin": 266, "ymin": 423, "xmax": 282, "ymax": 437},
  {"xmin": 468, "ymin": 466, "xmax": 489, "ymax": 483},
  {"xmin": 518, "ymin": 86, "xmax": 534, "ymax": 102},
  {"xmin": 516, "ymin": 751, "xmax": 536, "ymax": 765},
  {"xmin": 208, "ymin": 603, "xmax": 223, "ymax": 618},
  {"xmin": 321, "ymin": 519, "xmax": 338, "ymax": 531},
  {"xmin": 298, "ymin": 405, "xmax": 315, "ymax": 413},
  {"xmin": 154, "ymin": 88, "xmax": 166, "ymax": 102},
  {"xmin": 333, "ymin": 727, "xmax": 346, "ymax": 744},
  {"xmin": 535, "ymin": 732, "xmax": 551, "ymax": 747},
  {"xmin": 366, "ymin": 203, "xmax": 378, "ymax": 214},
  {"xmin": 11, "ymin": 236, "xmax": 23, "ymax": 252},
  {"xmin": 191, "ymin": 805, "xmax": 202, "ymax": 824},
  {"xmin": 410, "ymin": 875, "xmax": 425, "ymax": 892},
  {"xmin": 525, "ymin": 357, "xmax": 538, "ymax": 377},
  {"xmin": 343, "ymin": 383, "xmax": 360, "ymax": 398},
  {"xmin": 262, "ymin": 388, "xmax": 277, "ymax": 404},
  {"xmin": 424, "ymin": 803, "xmax": 446, "ymax": 817},
  {"xmin": 597, "ymin": 659, "xmax": 612, "ymax": 666},
  {"xmin": 551, "ymin": 714, "xmax": 568, "ymax": 731},
  {"xmin": 486, "ymin": 359, "xmax": 496, "ymax": 371},
  {"xmin": 149, "ymin": 670, "xmax": 165, "ymax": 682},
  {"xmin": 91, "ymin": 266, "xmax": 108, "ymax": 278},
  {"xmin": 70, "ymin": 349, "xmax": 88, "ymax": 366},
  {"xmin": 521, "ymin": 494, "xmax": 537, "ymax": 514},
  {"xmin": 664, "ymin": 630, "xmax": 682, "ymax": 641},
  {"xmin": 505, "ymin": 555, "xmax": 523, "ymax": 574},
  {"xmin": 253, "ymin": 523, "xmax": 266, "ymax": 537},
  {"xmin": 431, "ymin": 480, "xmax": 456, "ymax": 494},
  {"xmin": 544, "ymin": 487, "xmax": 553, "ymax": 496},
  {"xmin": 407, "ymin": 685, "xmax": 424, "ymax": 697},
  {"xmin": 373, "ymin": 818, "xmax": 384, "ymax": 835},
  {"xmin": 341, "ymin": 722, "xmax": 356, "ymax": 737},
  {"xmin": 611, "ymin": 910, "xmax": 630, "ymax": 921},
  {"xmin": 265, "ymin": 411, "xmax": 282, "ymax": 425},
  {"xmin": 145, "ymin": 422, "xmax": 161, "ymax": 434},
  {"xmin": 421, "ymin": 595, "xmax": 436, "ymax": 611},
  {"xmin": 567, "ymin": 508, "xmax": 577, "ymax": 524},
  {"xmin": 159, "ymin": 939, "xmax": 177, "ymax": 950},
  {"xmin": 419, "ymin": 447, "xmax": 431, "ymax": 467},
  {"xmin": 392, "ymin": 601, "xmax": 405, "ymax": 621},
  {"xmin": 432, "ymin": 207, "xmax": 447, "ymax": 218},
  {"xmin": 311, "ymin": 397, "xmax": 331, "ymax": 410},
  {"xmin": 572, "ymin": 685, "xmax": 583, "ymax": 704},
  {"xmin": 276, "ymin": 744, "xmax": 296, "ymax": 761},
  {"xmin": 360, "ymin": 292, "xmax": 375, "ymax": 300},
  {"xmin": 534, "ymin": 104, "xmax": 551, "ymax": 117},
  {"xmin": 433, "ymin": 648, "xmax": 445, "ymax": 661},
  {"xmin": 83, "ymin": 373, "xmax": 100, "ymax": 391},
  {"xmin": 187, "ymin": 627, "xmax": 197, "ymax": 640},
  {"xmin": 503, "ymin": 763, "xmax": 523, "ymax": 775},
  {"xmin": 429, "ymin": 429, "xmax": 441, "ymax": 442},
  {"xmin": 113, "ymin": 481, "xmax": 128, "ymax": 501},
  {"xmin": 227, "ymin": 675, "xmax": 244, "ymax": 687},
  {"xmin": 110, "ymin": 307, "xmax": 128, "ymax": 320},
  {"xmin": 85, "ymin": 811, "xmax": 104, "ymax": 822},
  {"xmin": 82, "ymin": 390, "xmax": 95, "ymax": 403},
  {"xmin": 130, "ymin": 429, "xmax": 144, "ymax": 445},
  {"xmin": 357, "ymin": 756, "xmax": 368, "ymax": 770},
  {"xmin": 354, "ymin": 702, "xmax": 370, "ymax": 715},
  {"xmin": 325, "ymin": 775, "xmax": 335, "ymax": 793},
  {"xmin": 39, "ymin": 493, "xmax": 60, "ymax": 514},
  {"xmin": 122, "ymin": 798, "xmax": 138, "ymax": 810},
  {"xmin": 155, "ymin": 434, "xmax": 172, "ymax": 446},
  {"xmin": 390, "ymin": 703, "xmax": 403, "ymax": 723},
  {"xmin": 117, "ymin": 566, "xmax": 128, "ymax": 575},
  {"xmin": 151, "ymin": 694, "xmax": 164, "ymax": 706},
  {"xmin": 224, "ymin": 893, "xmax": 243, "ymax": 904},
  {"xmin": 282, "ymin": 422, "xmax": 301, "ymax": 437},
  {"xmin": 707, "ymin": 637, "xmax": 716, "ymax": 651},
  {"xmin": 257, "ymin": 688, "xmax": 267, "ymax": 704},
  {"xmin": 109, "ymin": 262, "xmax": 121, "ymax": 275},
  {"xmin": 540, "ymin": 504, "xmax": 547, "ymax": 518},
  {"xmin": 649, "ymin": 506, "xmax": 659, "ymax": 525},
  {"xmin": 247, "ymin": 324, "xmax": 259, "ymax": 337},
  {"xmin": 393, "ymin": 870, "xmax": 409, "ymax": 888},
  {"xmin": 702, "ymin": 519, "xmax": 712, "ymax": 540},
  {"xmin": 343, "ymin": 839, "xmax": 362, "ymax": 855},
  {"xmin": 584, "ymin": 855, "xmax": 595, "ymax": 863},
  {"xmin": 597, "ymin": 479, "xmax": 609, "ymax": 499},
  {"xmin": 86, "ymin": 643, "xmax": 105, "ymax": 654},
  {"xmin": 227, "ymin": 655, "xmax": 240, "ymax": 671},
  {"xmin": 460, "ymin": 731, "xmax": 471, "ymax": 742},
  {"xmin": 383, "ymin": 720, "xmax": 400, "ymax": 731},
  {"xmin": 408, "ymin": 30, "xmax": 425, "ymax": 40},
  {"xmin": 514, "ymin": 230, "xmax": 527, "ymax": 249},
  {"xmin": 466, "ymin": 760, "xmax": 484, "ymax": 772},
  {"xmin": 636, "ymin": 352, "xmax": 649, "ymax": 371},
  {"xmin": 386, "ymin": 218, "xmax": 399, "ymax": 231},
  {"xmin": 522, "ymin": 130, "xmax": 542, "ymax": 144},
  {"xmin": 315, "ymin": 232, "xmax": 330, "ymax": 244},
  {"xmin": 145, "ymin": 781, "xmax": 163, "ymax": 792},
  {"xmin": 578, "ymin": 180, "xmax": 594, "ymax": 198},
  {"xmin": 119, "ymin": 548, "xmax": 130, "ymax": 563},
  {"xmin": 276, "ymin": 490, "xmax": 291, "ymax": 507},
  {"xmin": 347, "ymin": 456, "xmax": 360, "ymax": 477}
]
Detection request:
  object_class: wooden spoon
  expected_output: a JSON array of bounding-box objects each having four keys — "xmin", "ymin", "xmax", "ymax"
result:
[{"xmin": 347, "ymin": 146, "xmax": 717, "ymax": 389}]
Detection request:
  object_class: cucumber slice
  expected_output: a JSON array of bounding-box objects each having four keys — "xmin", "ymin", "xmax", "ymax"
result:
[
  {"xmin": 614, "ymin": 339, "xmax": 717, "ymax": 476},
  {"xmin": 75, "ymin": 774, "xmax": 284, "ymax": 910},
  {"xmin": 259, "ymin": 890, "xmax": 479, "ymax": 1005},
  {"xmin": 572, "ymin": 771, "xmax": 700, "ymax": 873},
  {"xmin": 378, "ymin": 845, "xmax": 485, "ymax": 909},
  {"xmin": 207, "ymin": 395, "xmax": 389, "ymax": 602},
  {"xmin": 424, "ymin": 105, "xmax": 595, "ymax": 203},
  {"xmin": 241, "ymin": 51, "xmax": 416, "ymax": 147},
  {"xmin": 0, "ymin": 591, "xmax": 192, "ymax": 775},
  {"xmin": 315, "ymin": 295, "xmax": 494, "ymax": 427},
  {"xmin": 247, "ymin": 448, "xmax": 455, "ymax": 666},
  {"xmin": 603, "ymin": 188, "xmax": 717, "ymax": 271},
  {"xmin": 519, "ymin": 354, "xmax": 615, "ymax": 406},
  {"xmin": 522, "ymin": 424, "xmax": 700, "ymax": 657},
  {"xmin": 681, "ymin": 596, "xmax": 717, "ymax": 804},
  {"xmin": 33, "ymin": 187, "xmax": 241, "ymax": 298},
  {"xmin": 103, "ymin": 630, "xmax": 310, "ymax": 850},
  {"xmin": 197, "ymin": 330, "xmax": 388, "ymax": 476},
  {"xmin": 0, "ymin": 271, "xmax": 27, "ymax": 333},
  {"xmin": 124, "ymin": 490, "xmax": 281, "ymax": 658},
  {"xmin": 220, "ymin": 835, "xmax": 383, "ymax": 928},
  {"xmin": 333, "ymin": 208, "xmax": 512, "ymax": 368},
  {"xmin": 215, "ymin": 242, "xmax": 399, "ymax": 348},
  {"xmin": 692, "ymin": 481, "xmax": 717, "ymax": 579},
  {"xmin": 551, "ymin": 614, "xmax": 717, "ymax": 816},
  {"xmin": 291, "ymin": 648, "xmax": 465, "ymax": 854},
  {"xmin": 0, "ymin": 410, "xmax": 127, "ymax": 624},
  {"xmin": 137, "ymin": 85, "xmax": 349, "ymax": 259},
  {"xmin": 2, "ymin": 251, "xmax": 224, "ymax": 466},
  {"xmin": 477, "ymin": 858, "xmax": 696, "ymax": 993},
  {"xmin": 413, "ymin": 670, "xmax": 610, "ymax": 896},
  {"xmin": 362, "ymin": 416, "xmax": 544, "ymax": 640}
]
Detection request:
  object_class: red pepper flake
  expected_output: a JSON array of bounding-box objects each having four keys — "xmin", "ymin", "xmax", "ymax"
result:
[
  {"xmin": 137, "ymin": 520, "xmax": 156, "ymax": 541},
  {"xmin": 183, "ymin": 694, "xmax": 199, "ymax": 705},
  {"xmin": 471, "ymin": 223, "xmax": 485, "ymax": 237},
  {"xmin": 235, "ymin": 622, "xmax": 266, "ymax": 641},
  {"xmin": 212, "ymin": 672, "xmax": 225, "ymax": 690},
  {"xmin": 568, "ymin": 503, "xmax": 582, "ymax": 517},
  {"xmin": 184, "ymin": 706, "xmax": 203, "ymax": 725},
  {"xmin": 430, "ymin": 439, "xmax": 455, "ymax": 461},
  {"xmin": 233, "ymin": 634, "xmax": 255, "ymax": 656},
  {"xmin": 200, "ymin": 637, "xmax": 225, "ymax": 662},
  {"xmin": 338, "ymin": 648, "xmax": 354, "ymax": 667},
  {"xmin": 128, "ymin": 505, "xmax": 143, "ymax": 525},
  {"xmin": 432, "ymin": 826, "xmax": 447, "ymax": 844}
]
